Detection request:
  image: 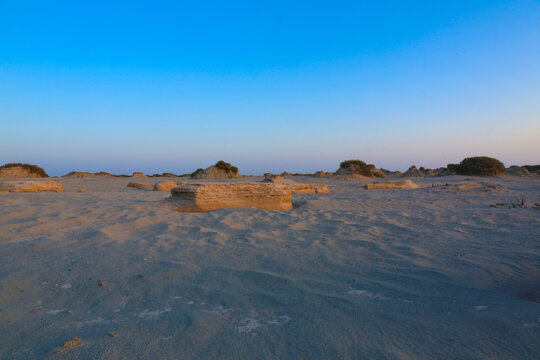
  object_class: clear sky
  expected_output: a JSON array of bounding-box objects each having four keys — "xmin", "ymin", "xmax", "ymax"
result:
[{"xmin": 1, "ymin": 0, "xmax": 539, "ymax": 175}]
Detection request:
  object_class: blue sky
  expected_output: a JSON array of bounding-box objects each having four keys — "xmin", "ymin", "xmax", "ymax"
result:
[{"xmin": 1, "ymin": 0, "xmax": 539, "ymax": 175}]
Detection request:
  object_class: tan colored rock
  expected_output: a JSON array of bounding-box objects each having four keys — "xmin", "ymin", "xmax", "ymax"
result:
[
  {"xmin": 401, "ymin": 166, "xmax": 424, "ymax": 178},
  {"xmin": 62, "ymin": 171, "xmax": 94, "ymax": 178},
  {"xmin": 364, "ymin": 179, "xmax": 420, "ymax": 190},
  {"xmin": 0, "ymin": 181, "xmax": 63, "ymax": 192},
  {"xmin": 153, "ymin": 180, "xmax": 185, "ymax": 191},
  {"xmin": 127, "ymin": 182, "xmax": 153, "ymax": 190},
  {"xmin": 167, "ymin": 183, "xmax": 292, "ymax": 212},
  {"xmin": 132, "ymin": 172, "xmax": 147, "ymax": 178},
  {"xmin": 78, "ymin": 189, "xmax": 87, "ymax": 193}
]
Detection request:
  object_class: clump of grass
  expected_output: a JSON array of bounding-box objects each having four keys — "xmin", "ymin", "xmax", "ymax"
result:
[
  {"xmin": 214, "ymin": 160, "xmax": 239, "ymax": 174},
  {"xmin": 0, "ymin": 162, "xmax": 48, "ymax": 177},
  {"xmin": 452, "ymin": 156, "xmax": 505, "ymax": 176},
  {"xmin": 339, "ymin": 160, "xmax": 374, "ymax": 177}
]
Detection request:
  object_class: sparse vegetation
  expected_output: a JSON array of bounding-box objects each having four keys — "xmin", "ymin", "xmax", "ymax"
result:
[
  {"xmin": 0, "ymin": 162, "xmax": 48, "ymax": 177},
  {"xmin": 214, "ymin": 160, "xmax": 239, "ymax": 174},
  {"xmin": 452, "ymin": 156, "xmax": 505, "ymax": 176},
  {"xmin": 339, "ymin": 160, "xmax": 374, "ymax": 177}
]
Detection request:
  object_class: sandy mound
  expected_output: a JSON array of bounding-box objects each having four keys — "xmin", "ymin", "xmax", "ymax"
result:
[
  {"xmin": 401, "ymin": 166, "xmax": 424, "ymax": 177},
  {"xmin": 505, "ymin": 166, "xmax": 537, "ymax": 177},
  {"xmin": 94, "ymin": 171, "xmax": 114, "ymax": 177},
  {"xmin": 331, "ymin": 174, "xmax": 373, "ymax": 181},
  {"xmin": 191, "ymin": 161, "xmax": 243, "ymax": 179},
  {"xmin": 132, "ymin": 172, "xmax": 147, "ymax": 178},
  {"xmin": 127, "ymin": 182, "xmax": 153, "ymax": 190},
  {"xmin": 364, "ymin": 179, "xmax": 420, "ymax": 190},
  {"xmin": 167, "ymin": 183, "xmax": 292, "ymax": 212},
  {"xmin": 419, "ymin": 167, "xmax": 436, "ymax": 176},
  {"xmin": 335, "ymin": 160, "xmax": 386, "ymax": 178},
  {"xmin": 0, "ymin": 180, "xmax": 62, "ymax": 192},
  {"xmin": 153, "ymin": 180, "xmax": 185, "ymax": 191},
  {"xmin": 263, "ymin": 174, "xmax": 331, "ymax": 194},
  {"xmin": 62, "ymin": 171, "xmax": 94, "ymax": 178},
  {"xmin": 0, "ymin": 163, "xmax": 48, "ymax": 178}
]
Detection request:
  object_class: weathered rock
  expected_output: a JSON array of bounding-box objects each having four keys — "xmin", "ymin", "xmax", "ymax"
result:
[
  {"xmin": 167, "ymin": 183, "xmax": 292, "ymax": 212},
  {"xmin": 0, "ymin": 163, "xmax": 49, "ymax": 178},
  {"xmin": 364, "ymin": 179, "xmax": 420, "ymax": 190},
  {"xmin": 505, "ymin": 166, "xmax": 537, "ymax": 177},
  {"xmin": 78, "ymin": 189, "xmax": 87, "ymax": 193},
  {"xmin": 263, "ymin": 174, "xmax": 331, "ymax": 194},
  {"xmin": 153, "ymin": 180, "xmax": 186, "ymax": 191},
  {"xmin": 127, "ymin": 182, "xmax": 153, "ymax": 190},
  {"xmin": 401, "ymin": 166, "xmax": 424, "ymax": 178},
  {"xmin": 281, "ymin": 172, "xmax": 292, "ymax": 177},
  {"xmin": 0, "ymin": 180, "xmax": 63, "ymax": 192},
  {"xmin": 132, "ymin": 172, "xmax": 147, "ymax": 178},
  {"xmin": 62, "ymin": 171, "xmax": 94, "ymax": 178}
]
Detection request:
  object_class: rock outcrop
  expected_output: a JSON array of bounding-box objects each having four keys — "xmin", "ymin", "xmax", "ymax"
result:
[
  {"xmin": 132, "ymin": 172, "xmax": 147, "ymax": 178},
  {"xmin": 364, "ymin": 179, "xmax": 420, "ymax": 190},
  {"xmin": 0, "ymin": 180, "xmax": 63, "ymax": 192},
  {"xmin": 153, "ymin": 180, "xmax": 185, "ymax": 191},
  {"xmin": 0, "ymin": 163, "xmax": 48, "ymax": 178},
  {"xmin": 191, "ymin": 161, "xmax": 242, "ymax": 180},
  {"xmin": 401, "ymin": 166, "xmax": 424, "ymax": 178},
  {"xmin": 167, "ymin": 183, "xmax": 293, "ymax": 212},
  {"xmin": 62, "ymin": 171, "xmax": 94, "ymax": 178},
  {"xmin": 127, "ymin": 182, "xmax": 153, "ymax": 190},
  {"xmin": 263, "ymin": 174, "xmax": 331, "ymax": 194}
]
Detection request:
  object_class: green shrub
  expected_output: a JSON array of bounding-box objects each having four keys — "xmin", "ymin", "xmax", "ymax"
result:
[
  {"xmin": 214, "ymin": 160, "xmax": 239, "ymax": 174},
  {"xmin": 0, "ymin": 162, "xmax": 48, "ymax": 177},
  {"xmin": 454, "ymin": 156, "xmax": 505, "ymax": 176},
  {"xmin": 339, "ymin": 160, "xmax": 373, "ymax": 177}
]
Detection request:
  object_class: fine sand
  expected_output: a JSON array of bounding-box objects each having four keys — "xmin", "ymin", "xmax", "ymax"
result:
[{"xmin": 0, "ymin": 175, "xmax": 539, "ymax": 359}]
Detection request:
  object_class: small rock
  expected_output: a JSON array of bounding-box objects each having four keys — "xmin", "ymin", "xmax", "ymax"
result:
[{"xmin": 62, "ymin": 336, "xmax": 82, "ymax": 348}]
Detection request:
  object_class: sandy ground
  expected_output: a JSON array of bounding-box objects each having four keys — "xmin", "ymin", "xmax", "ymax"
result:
[{"xmin": 0, "ymin": 175, "xmax": 539, "ymax": 359}]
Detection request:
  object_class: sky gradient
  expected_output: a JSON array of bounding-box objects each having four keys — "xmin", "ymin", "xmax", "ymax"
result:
[{"xmin": 1, "ymin": 0, "xmax": 539, "ymax": 175}]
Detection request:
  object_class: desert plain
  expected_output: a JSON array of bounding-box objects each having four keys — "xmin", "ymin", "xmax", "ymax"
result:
[{"xmin": 0, "ymin": 174, "xmax": 539, "ymax": 359}]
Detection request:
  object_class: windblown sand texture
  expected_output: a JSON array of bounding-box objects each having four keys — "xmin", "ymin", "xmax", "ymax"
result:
[{"xmin": 0, "ymin": 175, "xmax": 539, "ymax": 359}]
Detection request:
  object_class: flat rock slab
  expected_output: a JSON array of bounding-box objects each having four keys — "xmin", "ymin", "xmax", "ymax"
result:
[
  {"xmin": 127, "ymin": 182, "xmax": 153, "ymax": 190},
  {"xmin": 364, "ymin": 179, "xmax": 420, "ymax": 190},
  {"xmin": 0, "ymin": 181, "xmax": 63, "ymax": 192},
  {"xmin": 168, "ymin": 183, "xmax": 293, "ymax": 212}
]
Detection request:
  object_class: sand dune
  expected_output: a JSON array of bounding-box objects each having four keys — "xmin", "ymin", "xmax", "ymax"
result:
[{"xmin": 0, "ymin": 175, "xmax": 538, "ymax": 359}]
